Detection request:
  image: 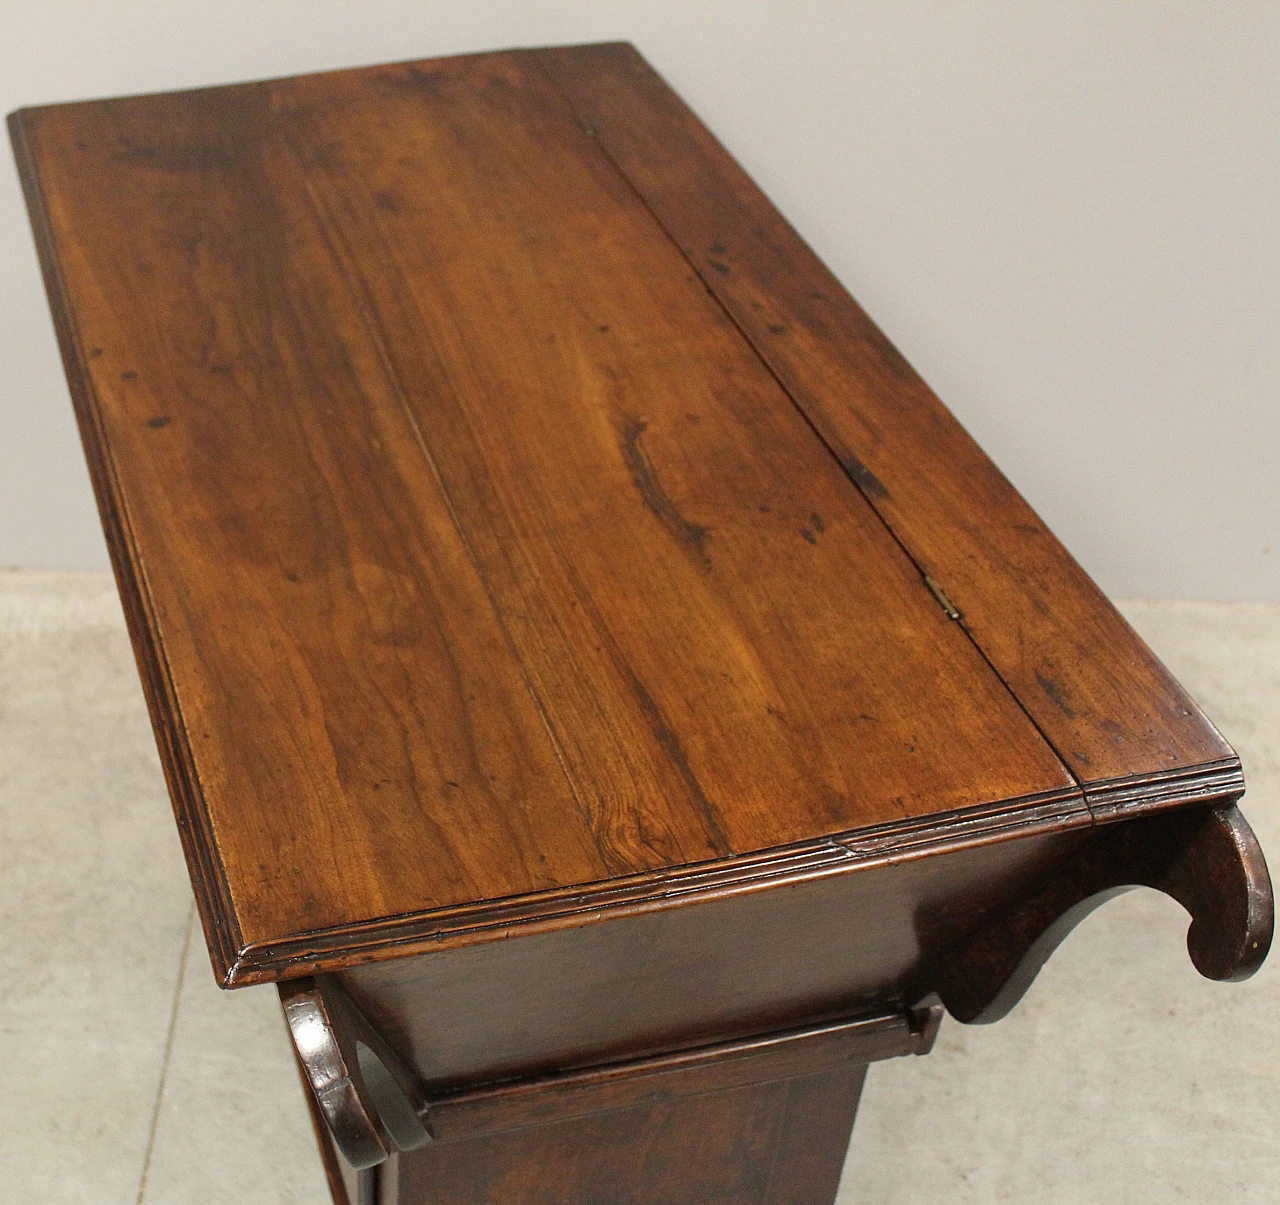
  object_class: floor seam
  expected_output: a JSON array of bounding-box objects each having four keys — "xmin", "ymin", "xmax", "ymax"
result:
[{"xmin": 135, "ymin": 900, "xmax": 196, "ymax": 1205}]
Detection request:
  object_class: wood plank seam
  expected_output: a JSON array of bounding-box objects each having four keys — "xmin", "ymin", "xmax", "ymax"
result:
[
  {"xmin": 11, "ymin": 65, "xmax": 1098, "ymax": 990},
  {"xmin": 527, "ymin": 44, "xmax": 1245, "ymax": 835},
  {"xmin": 9, "ymin": 48, "xmax": 1270, "ymax": 1205},
  {"xmin": 10, "ymin": 47, "xmax": 1247, "ymax": 995},
  {"xmin": 523, "ymin": 49, "xmax": 1088, "ymax": 789},
  {"xmin": 525, "ymin": 48, "xmax": 1241, "ymax": 841}
]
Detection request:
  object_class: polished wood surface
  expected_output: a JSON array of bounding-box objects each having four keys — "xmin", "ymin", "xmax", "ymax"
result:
[
  {"xmin": 534, "ymin": 42, "xmax": 1238, "ymax": 804},
  {"xmin": 8, "ymin": 48, "xmax": 1097, "ymax": 988},
  {"xmin": 10, "ymin": 39, "xmax": 1271, "ymax": 1205},
  {"xmin": 936, "ymin": 801, "xmax": 1273, "ymax": 1023},
  {"xmin": 8, "ymin": 43, "xmax": 1244, "ymax": 993},
  {"xmin": 291, "ymin": 978, "xmax": 896, "ymax": 1204}
]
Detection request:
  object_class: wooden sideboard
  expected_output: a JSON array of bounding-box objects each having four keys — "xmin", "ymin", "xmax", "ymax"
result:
[{"xmin": 10, "ymin": 41, "xmax": 1270, "ymax": 1204}]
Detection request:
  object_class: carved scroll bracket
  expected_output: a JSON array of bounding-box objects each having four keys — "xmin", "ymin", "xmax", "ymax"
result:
[
  {"xmin": 280, "ymin": 977, "xmax": 431, "ymax": 1170},
  {"xmin": 934, "ymin": 803, "xmax": 1273, "ymax": 1025}
]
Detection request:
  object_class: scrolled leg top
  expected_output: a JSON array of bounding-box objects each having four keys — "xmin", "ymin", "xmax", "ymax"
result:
[
  {"xmin": 933, "ymin": 802, "xmax": 1273, "ymax": 1025},
  {"xmin": 280, "ymin": 976, "xmax": 431, "ymax": 1170}
]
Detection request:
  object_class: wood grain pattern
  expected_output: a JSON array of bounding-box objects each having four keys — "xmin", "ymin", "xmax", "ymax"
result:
[
  {"xmin": 533, "ymin": 41, "xmax": 1238, "ymax": 803},
  {"xmin": 282, "ymin": 973, "xmax": 934, "ymax": 1162},
  {"xmin": 8, "ymin": 48, "xmax": 1105, "ymax": 985},
  {"xmin": 8, "ymin": 44, "xmax": 1248, "ymax": 993},
  {"xmin": 421, "ymin": 1007, "xmax": 930, "ymax": 1145},
  {"xmin": 11, "ymin": 42, "xmax": 1269, "ymax": 1205}
]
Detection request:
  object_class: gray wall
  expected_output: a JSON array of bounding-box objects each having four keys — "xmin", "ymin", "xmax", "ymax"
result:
[{"xmin": 3, "ymin": 2, "xmax": 1276, "ymax": 599}]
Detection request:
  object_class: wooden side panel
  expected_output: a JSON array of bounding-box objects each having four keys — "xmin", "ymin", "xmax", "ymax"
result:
[
  {"xmin": 381, "ymin": 1066, "xmax": 865, "ymax": 1205},
  {"xmin": 533, "ymin": 41, "xmax": 1238, "ymax": 799},
  {"xmin": 422, "ymin": 1011, "xmax": 922, "ymax": 1144},
  {"xmin": 341, "ymin": 828, "xmax": 1087, "ymax": 1088},
  {"xmin": 766, "ymin": 1067, "xmax": 869, "ymax": 1205}
]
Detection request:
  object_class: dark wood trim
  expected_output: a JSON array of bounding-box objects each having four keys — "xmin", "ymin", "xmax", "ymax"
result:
[
  {"xmin": 229, "ymin": 766, "xmax": 1241, "ymax": 986},
  {"xmin": 379, "ymin": 1063, "xmax": 870, "ymax": 1204},
  {"xmin": 283, "ymin": 976, "xmax": 939, "ymax": 1170},
  {"xmin": 424, "ymin": 1004, "xmax": 939, "ymax": 1144},
  {"xmin": 282, "ymin": 976, "xmax": 431, "ymax": 1170},
  {"xmin": 1084, "ymin": 758, "xmax": 1245, "ymax": 821},
  {"xmin": 934, "ymin": 802, "xmax": 1273, "ymax": 1023},
  {"xmin": 293, "ymin": 1040, "xmax": 360, "ymax": 1205}
]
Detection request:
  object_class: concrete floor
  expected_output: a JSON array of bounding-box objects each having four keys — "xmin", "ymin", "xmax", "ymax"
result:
[{"xmin": 1, "ymin": 570, "xmax": 1276, "ymax": 1203}]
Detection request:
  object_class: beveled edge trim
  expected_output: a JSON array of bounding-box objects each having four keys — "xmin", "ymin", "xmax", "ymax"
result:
[
  {"xmin": 7, "ymin": 108, "xmax": 245, "ymax": 983},
  {"xmin": 1084, "ymin": 757, "xmax": 1245, "ymax": 821},
  {"xmin": 225, "ymin": 756, "xmax": 1248, "ymax": 986},
  {"xmin": 223, "ymin": 785, "xmax": 1089, "ymax": 985}
]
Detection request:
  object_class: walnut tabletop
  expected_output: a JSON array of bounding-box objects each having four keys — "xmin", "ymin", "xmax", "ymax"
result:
[{"xmin": 10, "ymin": 42, "xmax": 1271, "ymax": 1205}]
